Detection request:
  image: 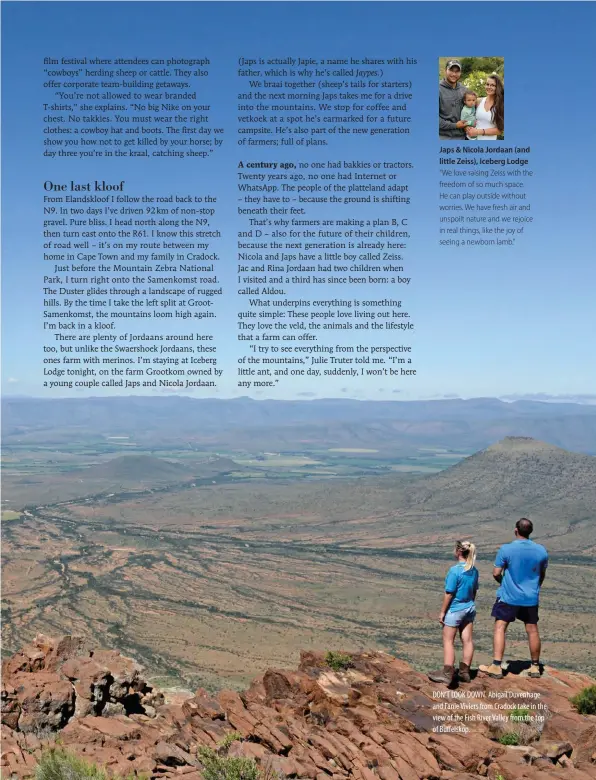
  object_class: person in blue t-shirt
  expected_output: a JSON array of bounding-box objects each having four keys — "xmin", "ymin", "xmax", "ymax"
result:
[
  {"xmin": 479, "ymin": 518, "xmax": 548, "ymax": 680},
  {"xmin": 428, "ymin": 540, "xmax": 479, "ymax": 685}
]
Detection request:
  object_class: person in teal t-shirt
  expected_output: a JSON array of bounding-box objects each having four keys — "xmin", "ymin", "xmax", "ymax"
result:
[
  {"xmin": 479, "ymin": 518, "xmax": 548, "ymax": 680},
  {"xmin": 428, "ymin": 540, "xmax": 479, "ymax": 686}
]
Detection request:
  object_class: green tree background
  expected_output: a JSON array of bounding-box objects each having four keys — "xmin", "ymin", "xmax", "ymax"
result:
[{"xmin": 438, "ymin": 57, "xmax": 505, "ymax": 96}]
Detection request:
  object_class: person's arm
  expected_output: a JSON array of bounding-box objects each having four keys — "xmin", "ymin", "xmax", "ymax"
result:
[
  {"xmin": 467, "ymin": 125, "xmax": 503, "ymax": 137},
  {"xmin": 440, "ymin": 568, "xmax": 457, "ymax": 623},
  {"xmin": 493, "ymin": 546, "xmax": 507, "ymax": 583},
  {"xmin": 439, "ymin": 116, "xmax": 467, "ymax": 132},
  {"xmin": 439, "ymin": 94, "xmax": 467, "ymax": 131},
  {"xmin": 439, "ymin": 591, "xmax": 454, "ymax": 624},
  {"xmin": 539, "ymin": 556, "xmax": 548, "ymax": 586}
]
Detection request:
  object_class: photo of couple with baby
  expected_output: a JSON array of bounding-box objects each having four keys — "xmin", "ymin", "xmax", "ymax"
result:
[{"xmin": 439, "ymin": 57, "xmax": 504, "ymax": 140}]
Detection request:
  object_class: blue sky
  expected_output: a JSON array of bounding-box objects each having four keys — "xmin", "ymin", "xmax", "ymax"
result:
[{"xmin": 2, "ymin": 2, "xmax": 595, "ymax": 401}]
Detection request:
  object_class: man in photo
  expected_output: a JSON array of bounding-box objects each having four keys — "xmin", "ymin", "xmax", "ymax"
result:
[
  {"xmin": 439, "ymin": 60, "xmax": 468, "ymax": 139},
  {"xmin": 479, "ymin": 518, "xmax": 548, "ymax": 679}
]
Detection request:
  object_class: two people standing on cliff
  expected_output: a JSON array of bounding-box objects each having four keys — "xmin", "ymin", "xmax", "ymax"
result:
[
  {"xmin": 439, "ymin": 59, "xmax": 504, "ymax": 140},
  {"xmin": 428, "ymin": 518, "xmax": 548, "ymax": 685}
]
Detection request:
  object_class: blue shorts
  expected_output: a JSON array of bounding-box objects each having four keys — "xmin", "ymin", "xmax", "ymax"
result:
[
  {"xmin": 491, "ymin": 598, "xmax": 539, "ymax": 624},
  {"xmin": 444, "ymin": 604, "xmax": 476, "ymax": 628}
]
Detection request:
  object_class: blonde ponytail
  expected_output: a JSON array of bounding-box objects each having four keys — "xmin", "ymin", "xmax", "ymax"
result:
[{"xmin": 456, "ymin": 540, "xmax": 477, "ymax": 571}]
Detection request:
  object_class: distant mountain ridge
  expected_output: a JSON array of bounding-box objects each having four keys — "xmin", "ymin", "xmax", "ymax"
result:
[
  {"xmin": 3, "ymin": 397, "xmax": 596, "ymax": 454},
  {"xmin": 5, "ymin": 395, "xmax": 596, "ymax": 427}
]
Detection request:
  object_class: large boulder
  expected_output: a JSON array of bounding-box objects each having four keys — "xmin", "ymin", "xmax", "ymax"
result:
[{"xmin": 11, "ymin": 672, "xmax": 75, "ymax": 732}]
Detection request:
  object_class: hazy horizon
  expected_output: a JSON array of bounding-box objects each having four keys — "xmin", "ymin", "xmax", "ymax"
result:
[{"xmin": 3, "ymin": 392, "xmax": 596, "ymax": 404}]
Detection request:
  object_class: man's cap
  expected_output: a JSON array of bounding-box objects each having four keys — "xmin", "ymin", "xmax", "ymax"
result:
[{"xmin": 446, "ymin": 60, "xmax": 461, "ymax": 70}]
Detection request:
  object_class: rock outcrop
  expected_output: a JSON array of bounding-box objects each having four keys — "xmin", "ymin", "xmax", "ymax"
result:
[{"xmin": 2, "ymin": 635, "xmax": 595, "ymax": 779}]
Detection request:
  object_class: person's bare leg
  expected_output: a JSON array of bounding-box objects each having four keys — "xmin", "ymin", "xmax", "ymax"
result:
[
  {"xmin": 480, "ymin": 620, "xmax": 508, "ymax": 678},
  {"xmin": 428, "ymin": 626, "xmax": 457, "ymax": 684},
  {"xmin": 493, "ymin": 620, "xmax": 508, "ymax": 662},
  {"xmin": 443, "ymin": 625, "xmax": 457, "ymax": 667},
  {"xmin": 459, "ymin": 622, "xmax": 474, "ymax": 666},
  {"xmin": 526, "ymin": 623, "xmax": 541, "ymax": 664}
]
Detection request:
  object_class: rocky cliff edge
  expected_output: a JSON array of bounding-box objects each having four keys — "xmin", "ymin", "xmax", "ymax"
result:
[{"xmin": 2, "ymin": 635, "xmax": 595, "ymax": 780}]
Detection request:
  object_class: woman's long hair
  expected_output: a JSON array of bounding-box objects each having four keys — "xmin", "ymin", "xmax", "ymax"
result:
[
  {"xmin": 456, "ymin": 540, "xmax": 477, "ymax": 571},
  {"xmin": 486, "ymin": 74, "xmax": 504, "ymax": 133}
]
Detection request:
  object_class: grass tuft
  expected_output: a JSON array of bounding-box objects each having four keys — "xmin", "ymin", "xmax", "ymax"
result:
[
  {"xmin": 509, "ymin": 707, "xmax": 531, "ymax": 722},
  {"xmin": 35, "ymin": 747, "xmax": 145, "ymax": 780},
  {"xmin": 197, "ymin": 734, "xmax": 284, "ymax": 780},
  {"xmin": 498, "ymin": 732, "xmax": 520, "ymax": 746},
  {"xmin": 324, "ymin": 651, "xmax": 353, "ymax": 672},
  {"xmin": 570, "ymin": 685, "xmax": 596, "ymax": 715},
  {"xmin": 36, "ymin": 748, "xmax": 109, "ymax": 780}
]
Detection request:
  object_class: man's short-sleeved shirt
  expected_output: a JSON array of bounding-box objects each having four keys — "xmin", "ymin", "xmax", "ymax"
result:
[
  {"xmin": 445, "ymin": 563, "xmax": 479, "ymax": 612},
  {"xmin": 495, "ymin": 539, "xmax": 548, "ymax": 607}
]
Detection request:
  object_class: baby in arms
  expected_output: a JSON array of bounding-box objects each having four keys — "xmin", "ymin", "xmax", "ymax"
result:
[{"xmin": 461, "ymin": 90, "xmax": 477, "ymax": 136}]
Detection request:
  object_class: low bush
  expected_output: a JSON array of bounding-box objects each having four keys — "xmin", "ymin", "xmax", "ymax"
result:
[
  {"xmin": 35, "ymin": 746, "xmax": 149, "ymax": 780},
  {"xmin": 570, "ymin": 685, "xmax": 596, "ymax": 715},
  {"xmin": 198, "ymin": 733, "xmax": 283, "ymax": 780},
  {"xmin": 491, "ymin": 718, "xmax": 540, "ymax": 747},
  {"xmin": 324, "ymin": 651, "xmax": 353, "ymax": 672},
  {"xmin": 198, "ymin": 749, "xmax": 260, "ymax": 780},
  {"xmin": 36, "ymin": 748, "xmax": 110, "ymax": 780},
  {"xmin": 509, "ymin": 707, "xmax": 531, "ymax": 722},
  {"xmin": 217, "ymin": 732, "xmax": 244, "ymax": 751},
  {"xmin": 498, "ymin": 732, "xmax": 520, "ymax": 746}
]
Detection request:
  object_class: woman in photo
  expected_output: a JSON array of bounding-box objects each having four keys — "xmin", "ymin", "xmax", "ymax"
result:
[
  {"xmin": 467, "ymin": 74, "xmax": 504, "ymax": 140},
  {"xmin": 428, "ymin": 540, "xmax": 479, "ymax": 685}
]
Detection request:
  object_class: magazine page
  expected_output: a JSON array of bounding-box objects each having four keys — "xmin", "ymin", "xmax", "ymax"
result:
[{"xmin": 2, "ymin": 2, "xmax": 596, "ymax": 777}]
